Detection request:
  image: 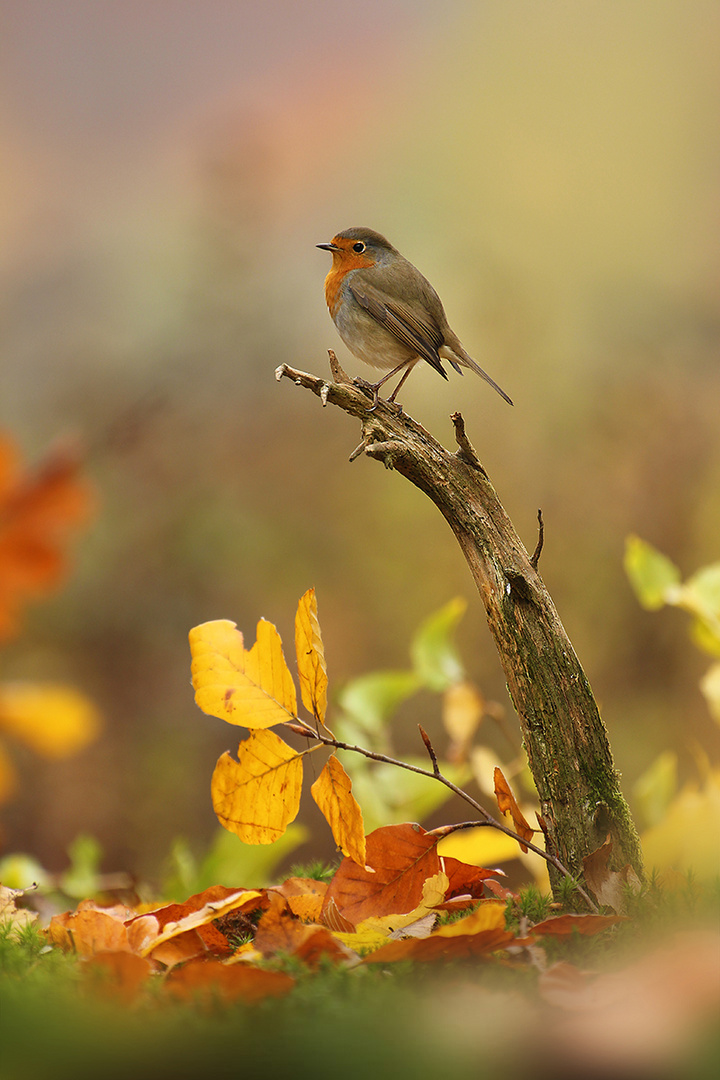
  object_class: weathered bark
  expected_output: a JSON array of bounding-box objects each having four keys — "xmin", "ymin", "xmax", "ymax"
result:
[{"xmin": 276, "ymin": 356, "xmax": 643, "ymax": 892}]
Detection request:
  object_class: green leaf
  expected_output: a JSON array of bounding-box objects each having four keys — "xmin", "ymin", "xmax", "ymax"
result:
[
  {"xmin": 410, "ymin": 597, "xmax": 467, "ymax": 691},
  {"xmin": 337, "ymin": 671, "xmax": 420, "ymax": 736},
  {"xmin": 371, "ymin": 758, "xmax": 469, "ymax": 822},
  {"xmin": 60, "ymin": 834, "xmax": 103, "ymax": 899},
  {"xmin": 678, "ymin": 564, "xmax": 720, "ymax": 657},
  {"xmin": 163, "ymin": 825, "xmax": 309, "ymax": 901},
  {"xmin": 0, "ymin": 853, "xmax": 51, "ymax": 890},
  {"xmin": 624, "ymin": 536, "xmax": 681, "ymax": 610}
]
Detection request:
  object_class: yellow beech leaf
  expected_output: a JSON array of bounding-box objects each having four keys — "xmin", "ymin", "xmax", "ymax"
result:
[
  {"xmin": 294, "ymin": 588, "xmax": 328, "ymax": 724},
  {"xmin": 433, "ymin": 900, "xmax": 506, "ymax": 938},
  {"xmin": 212, "ymin": 729, "xmax": 304, "ymax": 843},
  {"xmin": 190, "ymin": 618, "xmax": 297, "ymax": 728},
  {"xmin": 311, "ymin": 755, "xmax": 366, "ymax": 867},
  {"xmin": 442, "ymin": 680, "xmax": 484, "ymax": 760},
  {"xmin": 0, "ymin": 682, "xmax": 100, "ymax": 758}
]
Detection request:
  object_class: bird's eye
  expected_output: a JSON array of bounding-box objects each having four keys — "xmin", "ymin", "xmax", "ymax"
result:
[{"xmin": 352, "ymin": 241, "xmax": 365, "ymax": 253}]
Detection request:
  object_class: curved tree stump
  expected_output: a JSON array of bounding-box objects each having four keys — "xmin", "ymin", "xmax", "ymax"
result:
[{"xmin": 276, "ymin": 354, "xmax": 643, "ymax": 893}]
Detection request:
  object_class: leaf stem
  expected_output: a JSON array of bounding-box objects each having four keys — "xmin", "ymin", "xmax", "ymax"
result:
[{"xmin": 284, "ymin": 721, "xmax": 598, "ymax": 913}]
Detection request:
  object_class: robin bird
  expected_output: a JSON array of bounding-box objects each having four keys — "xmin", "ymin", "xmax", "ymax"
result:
[{"xmin": 317, "ymin": 227, "xmax": 513, "ymax": 409}]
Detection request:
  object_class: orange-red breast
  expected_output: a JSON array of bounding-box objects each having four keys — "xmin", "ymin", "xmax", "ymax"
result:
[{"xmin": 317, "ymin": 227, "xmax": 513, "ymax": 408}]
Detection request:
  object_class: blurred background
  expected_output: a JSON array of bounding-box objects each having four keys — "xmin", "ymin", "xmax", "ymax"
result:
[{"xmin": 1, "ymin": 0, "xmax": 718, "ymax": 885}]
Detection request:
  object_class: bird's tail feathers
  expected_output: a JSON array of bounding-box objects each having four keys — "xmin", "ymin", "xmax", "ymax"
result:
[{"xmin": 447, "ymin": 344, "xmax": 513, "ymax": 406}]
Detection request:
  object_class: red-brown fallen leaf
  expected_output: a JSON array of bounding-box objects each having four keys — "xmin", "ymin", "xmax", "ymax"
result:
[
  {"xmin": 253, "ymin": 893, "xmax": 350, "ymax": 967},
  {"xmin": 485, "ymin": 879, "xmax": 519, "ymax": 901},
  {"xmin": 321, "ymin": 823, "xmax": 442, "ymax": 927},
  {"xmin": 0, "ymin": 436, "xmax": 93, "ymax": 641},
  {"xmin": 532, "ymin": 913, "xmax": 626, "ymax": 937},
  {"xmin": 442, "ymin": 856, "xmax": 503, "ymax": 900},
  {"xmin": 133, "ymin": 885, "xmax": 259, "ymax": 934},
  {"xmin": 125, "ymin": 885, "xmax": 263, "ymax": 963},
  {"xmin": 83, "ymin": 951, "xmax": 153, "ymax": 1003},
  {"xmin": 364, "ymin": 902, "xmax": 514, "ymax": 964},
  {"xmin": 493, "ymin": 767, "xmax": 534, "ymax": 851},
  {"xmin": 165, "ymin": 958, "xmax": 295, "ymax": 1004},
  {"xmin": 583, "ymin": 836, "xmax": 642, "ymax": 913}
]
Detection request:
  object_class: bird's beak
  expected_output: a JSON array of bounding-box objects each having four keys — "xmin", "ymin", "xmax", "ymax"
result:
[{"xmin": 317, "ymin": 242, "xmax": 341, "ymax": 252}]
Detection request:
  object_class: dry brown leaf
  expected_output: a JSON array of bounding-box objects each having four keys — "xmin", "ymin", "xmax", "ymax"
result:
[
  {"xmin": 311, "ymin": 754, "xmax": 366, "ymax": 867},
  {"xmin": 294, "ymin": 587, "xmax": 328, "ymax": 724},
  {"xmin": 583, "ymin": 836, "xmax": 642, "ymax": 912},
  {"xmin": 0, "ymin": 885, "xmax": 38, "ymax": 938},
  {"xmin": 321, "ymin": 823, "xmax": 442, "ymax": 927},
  {"xmin": 493, "ymin": 767, "xmax": 534, "ymax": 851},
  {"xmin": 532, "ymin": 913, "xmax": 626, "ymax": 937},
  {"xmin": 254, "ymin": 893, "xmax": 350, "ymax": 967}
]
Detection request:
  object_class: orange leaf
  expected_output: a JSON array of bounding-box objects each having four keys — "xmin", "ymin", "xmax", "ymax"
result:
[
  {"xmin": 321, "ymin": 823, "xmax": 441, "ymax": 927},
  {"xmin": 254, "ymin": 893, "xmax": 349, "ymax": 967},
  {"xmin": 0, "ymin": 436, "xmax": 93, "ymax": 641},
  {"xmin": 311, "ymin": 754, "xmax": 366, "ymax": 867},
  {"xmin": 190, "ymin": 618, "xmax": 297, "ymax": 728},
  {"xmin": 47, "ymin": 906, "xmax": 133, "ymax": 956},
  {"xmin": 211, "ymin": 729, "xmax": 304, "ymax": 843},
  {"xmin": 442, "ymin": 856, "xmax": 504, "ymax": 900},
  {"xmin": 166, "ymin": 958, "xmax": 294, "ymax": 1004},
  {"xmin": 83, "ymin": 951, "xmax": 153, "ymax": 1003},
  {"xmin": 295, "ymin": 587, "xmax": 328, "ymax": 724},
  {"xmin": 274, "ymin": 877, "xmax": 328, "ymax": 923},
  {"xmin": 493, "ymin": 767, "xmax": 534, "ymax": 851}
]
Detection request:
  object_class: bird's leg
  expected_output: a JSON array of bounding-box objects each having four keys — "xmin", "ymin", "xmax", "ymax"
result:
[
  {"xmin": 366, "ymin": 360, "xmax": 417, "ymax": 410},
  {"xmin": 386, "ymin": 361, "xmax": 418, "ymax": 403}
]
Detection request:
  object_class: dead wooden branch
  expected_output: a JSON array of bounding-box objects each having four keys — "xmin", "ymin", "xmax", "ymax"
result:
[{"xmin": 276, "ymin": 357, "xmax": 643, "ymax": 894}]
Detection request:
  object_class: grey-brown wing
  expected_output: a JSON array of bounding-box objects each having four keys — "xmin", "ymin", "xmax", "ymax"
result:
[{"xmin": 349, "ymin": 283, "xmax": 455, "ymax": 378}]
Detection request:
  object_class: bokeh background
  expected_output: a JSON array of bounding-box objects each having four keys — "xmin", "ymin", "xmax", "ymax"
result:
[{"xmin": 1, "ymin": 0, "xmax": 719, "ymax": 883}]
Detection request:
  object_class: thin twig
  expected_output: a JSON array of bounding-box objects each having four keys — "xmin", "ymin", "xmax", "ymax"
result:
[
  {"xmin": 418, "ymin": 724, "xmax": 440, "ymax": 776},
  {"xmin": 284, "ymin": 722, "xmax": 598, "ymax": 912},
  {"xmin": 530, "ymin": 508, "xmax": 544, "ymax": 570}
]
